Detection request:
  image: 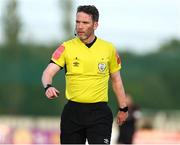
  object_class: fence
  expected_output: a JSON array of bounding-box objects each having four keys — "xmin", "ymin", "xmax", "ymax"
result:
[{"xmin": 1, "ymin": 110, "xmax": 180, "ymax": 144}]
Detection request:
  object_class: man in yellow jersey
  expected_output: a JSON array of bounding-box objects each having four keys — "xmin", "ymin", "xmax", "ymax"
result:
[{"xmin": 42, "ymin": 5, "xmax": 128, "ymax": 144}]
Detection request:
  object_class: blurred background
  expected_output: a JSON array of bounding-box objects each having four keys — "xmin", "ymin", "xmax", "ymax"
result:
[{"xmin": 0, "ymin": 0, "xmax": 180, "ymax": 144}]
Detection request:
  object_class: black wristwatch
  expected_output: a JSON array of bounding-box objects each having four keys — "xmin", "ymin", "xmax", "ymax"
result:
[
  {"xmin": 119, "ymin": 106, "xmax": 128, "ymax": 112},
  {"xmin": 44, "ymin": 84, "xmax": 52, "ymax": 92}
]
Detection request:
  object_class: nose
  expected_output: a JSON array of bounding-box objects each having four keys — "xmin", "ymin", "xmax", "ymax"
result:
[{"xmin": 77, "ymin": 22, "xmax": 84, "ymax": 29}]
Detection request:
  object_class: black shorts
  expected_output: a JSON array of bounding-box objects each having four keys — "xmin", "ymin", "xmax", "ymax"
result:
[{"xmin": 60, "ymin": 101, "xmax": 113, "ymax": 144}]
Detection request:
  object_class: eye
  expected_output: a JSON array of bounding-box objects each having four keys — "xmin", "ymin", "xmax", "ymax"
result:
[{"xmin": 76, "ymin": 20, "xmax": 80, "ymax": 24}]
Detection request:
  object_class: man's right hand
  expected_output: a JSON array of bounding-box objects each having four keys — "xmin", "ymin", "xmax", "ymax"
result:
[{"xmin": 45, "ymin": 87, "xmax": 59, "ymax": 99}]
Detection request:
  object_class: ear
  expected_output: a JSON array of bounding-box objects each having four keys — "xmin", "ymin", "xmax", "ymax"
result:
[{"xmin": 93, "ymin": 22, "xmax": 98, "ymax": 30}]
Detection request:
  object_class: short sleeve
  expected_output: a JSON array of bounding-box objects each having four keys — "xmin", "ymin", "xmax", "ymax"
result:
[
  {"xmin": 109, "ymin": 46, "xmax": 121, "ymax": 73},
  {"xmin": 51, "ymin": 44, "xmax": 66, "ymax": 67}
]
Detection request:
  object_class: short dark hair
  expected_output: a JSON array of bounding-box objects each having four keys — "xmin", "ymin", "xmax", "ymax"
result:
[{"xmin": 77, "ymin": 5, "xmax": 99, "ymax": 22}]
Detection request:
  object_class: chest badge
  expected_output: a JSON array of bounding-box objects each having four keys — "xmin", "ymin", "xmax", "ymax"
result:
[{"xmin": 98, "ymin": 63, "xmax": 106, "ymax": 72}]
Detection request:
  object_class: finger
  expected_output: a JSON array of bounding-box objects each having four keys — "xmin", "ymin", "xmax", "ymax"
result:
[
  {"xmin": 117, "ymin": 120, "xmax": 124, "ymax": 126},
  {"xmin": 45, "ymin": 88, "xmax": 59, "ymax": 99},
  {"xmin": 117, "ymin": 118, "xmax": 121, "ymax": 125},
  {"xmin": 47, "ymin": 93, "xmax": 54, "ymax": 99},
  {"xmin": 50, "ymin": 88, "xmax": 59, "ymax": 96},
  {"xmin": 52, "ymin": 89, "xmax": 59, "ymax": 97},
  {"xmin": 53, "ymin": 91, "xmax": 58, "ymax": 97},
  {"xmin": 48, "ymin": 96, "xmax": 54, "ymax": 99},
  {"xmin": 46, "ymin": 90, "xmax": 55, "ymax": 99},
  {"xmin": 46, "ymin": 91, "xmax": 51, "ymax": 98},
  {"xmin": 48, "ymin": 89, "xmax": 59, "ymax": 98},
  {"xmin": 55, "ymin": 90, "xmax": 59, "ymax": 96},
  {"xmin": 55, "ymin": 88, "xmax": 60, "ymax": 93},
  {"xmin": 49, "ymin": 90, "xmax": 54, "ymax": 97}
]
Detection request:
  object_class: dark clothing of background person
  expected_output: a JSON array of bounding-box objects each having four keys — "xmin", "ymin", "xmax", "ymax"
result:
[{"xmin": 117, "ymin": 104, "xmax": 140, "ymax": 144}]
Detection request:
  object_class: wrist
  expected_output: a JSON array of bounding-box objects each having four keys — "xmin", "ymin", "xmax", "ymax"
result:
[
  {"xmin": 119, "ymin": 106, "xmax": 128, "ymax": 112},
  {"xmin": 44, "ymin": 84, "xmax": 52, "ymax": 92}
]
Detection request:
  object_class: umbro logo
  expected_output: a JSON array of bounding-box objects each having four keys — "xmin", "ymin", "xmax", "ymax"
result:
[
  {"xmin": 73, "ymin": 61, "xmax": 79, "ymax": 67},
  {"xmin": 104, "ymin": 138, "xmax": 109, "ymax": 144}
]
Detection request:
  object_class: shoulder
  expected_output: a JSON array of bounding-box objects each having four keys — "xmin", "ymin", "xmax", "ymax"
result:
[
  {"xmin": 97, "ymin": 38, "xmax": 115, "ymax": 49},
  {"xmin": 63, "ymin": 37, "xmax": 79, "ymax": 46},
  {"xmin": 97, "ymin": 38, "xmax": 116, "ymax": 53},
  {"xmin": 97, "ymin": 37, "xmax": 114, "ymax": 45}
]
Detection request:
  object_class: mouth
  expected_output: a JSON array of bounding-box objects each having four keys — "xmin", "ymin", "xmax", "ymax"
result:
[{"xmin": 77, "ymin": 32, "xmax": 84, "ymax": 36}]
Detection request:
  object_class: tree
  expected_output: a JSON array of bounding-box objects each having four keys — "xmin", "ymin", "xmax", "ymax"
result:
[
  {"xmin": 2, "ymin": 0, "xmax": 22, "ymax": 48},
  {"xmin": 159, "ymin": 38, "xmax": 180, "ymax": 53}
]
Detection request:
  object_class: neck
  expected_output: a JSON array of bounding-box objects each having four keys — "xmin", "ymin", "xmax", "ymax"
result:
[{"xmin": 81, "ymin": 34, "xmax": 96, "ymax": 44}]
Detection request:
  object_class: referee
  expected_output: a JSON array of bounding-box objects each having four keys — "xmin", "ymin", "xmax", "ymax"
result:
[{"xmin": 41, "ymin": 5, "xmax": 128, "ymax": 144}]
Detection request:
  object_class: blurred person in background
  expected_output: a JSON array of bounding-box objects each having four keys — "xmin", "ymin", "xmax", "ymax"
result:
[
  {"xmin": 42, "ymin": 5, "xmax": 128, "ymax": 144},
  {"xmin": 117, "ymin": 94, "xmax": 141, "ymax": 144}
]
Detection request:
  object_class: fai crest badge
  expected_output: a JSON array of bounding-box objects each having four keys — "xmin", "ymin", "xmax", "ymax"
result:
[{"xmin": 98, "ymin": 63, "xmax": 106, "ymax": 72}]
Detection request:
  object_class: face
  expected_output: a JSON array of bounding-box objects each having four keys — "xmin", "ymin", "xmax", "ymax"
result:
[{"xmin": 76, "ymin": 12, "xmax": 98, "ymax": 43}]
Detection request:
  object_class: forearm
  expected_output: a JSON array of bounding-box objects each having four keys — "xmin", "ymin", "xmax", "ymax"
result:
[
  {"xmin": 112, "ymin": 80, "xmax": 126, "ymax": 108},
  {"xmin": 41, "ymin": 63, "xmax": 60, "ymax": 87},
  {"xmin": 111, "ymin": 72, "xmax": 127, "ymax": 108},
  {"xmin": 42, "ymin": 70, "xmax": 53, "ymax": 88}
]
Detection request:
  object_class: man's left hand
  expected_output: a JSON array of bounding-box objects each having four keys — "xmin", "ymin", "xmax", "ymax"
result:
[{"xmin": 116, "ymin": 111, "xmax": 128, "ymax": 125}]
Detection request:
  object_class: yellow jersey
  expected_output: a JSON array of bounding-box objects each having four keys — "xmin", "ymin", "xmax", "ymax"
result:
[{"xmin": 51, "ymin": 37, "xmax": 121, "ymax": 103}]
